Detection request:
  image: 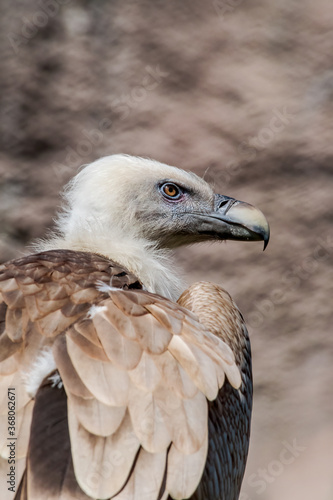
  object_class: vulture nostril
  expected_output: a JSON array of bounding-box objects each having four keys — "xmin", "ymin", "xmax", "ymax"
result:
[
  {"xmin": 218, "ymin": 200, "xmax": 229, "ymax": 209},
  {"xmin": 218, "ymin": 199, "xmax": 236, "ymax": 213}
]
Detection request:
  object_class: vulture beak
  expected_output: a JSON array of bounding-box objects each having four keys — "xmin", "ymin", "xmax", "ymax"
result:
[{"xmin": 198, "ymin": 194, "xmax": 270, "ymax": 250}]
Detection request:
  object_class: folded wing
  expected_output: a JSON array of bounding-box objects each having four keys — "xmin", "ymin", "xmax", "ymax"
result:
[{"xmin": 0, "ymin": 250, "xmax": 244, "ymax": 500}]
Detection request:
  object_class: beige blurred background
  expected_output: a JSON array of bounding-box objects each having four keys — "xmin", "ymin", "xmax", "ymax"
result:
[{"xmin": 1, "ymin": 1, "xmax": 333, "ymax": 498}]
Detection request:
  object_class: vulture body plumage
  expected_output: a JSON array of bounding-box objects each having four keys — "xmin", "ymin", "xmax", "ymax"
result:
[{"xmin": 0, "ymin": 155, "xmax": 269, "ymax": 500}]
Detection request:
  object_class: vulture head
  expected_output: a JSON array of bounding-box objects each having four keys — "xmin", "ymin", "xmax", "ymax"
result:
[{"xmin": 42, "ymin": 154, "xmax": 269, "ymax": 298}]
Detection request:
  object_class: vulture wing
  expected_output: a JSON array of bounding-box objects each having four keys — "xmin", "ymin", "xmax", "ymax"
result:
[{"xmin": 0, "ymin": 250, "xmax": 249, "ymax": 500}]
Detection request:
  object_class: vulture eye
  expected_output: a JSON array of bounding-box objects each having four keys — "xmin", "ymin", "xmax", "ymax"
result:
[{"xmin": 160, "ymin": 182, "xmax": 183, "ymax": 201}]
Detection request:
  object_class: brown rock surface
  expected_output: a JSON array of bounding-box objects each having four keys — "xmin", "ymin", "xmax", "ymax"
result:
[{"xmin": 1, "ymin": 1, "xmax": 332, "ymax": 499}]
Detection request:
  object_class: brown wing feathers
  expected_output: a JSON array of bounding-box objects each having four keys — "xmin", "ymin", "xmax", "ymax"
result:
[
  {"xmin": 0, "ymin": 250, "xmax": 248, "ymax": 500},
  {"xmin": 0, "ymin": 250, "xmax": 142, "ymax": 499}
]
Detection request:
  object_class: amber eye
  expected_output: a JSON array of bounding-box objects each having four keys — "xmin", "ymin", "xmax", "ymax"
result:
[{"xmin": 160, "ymin": 182, "xmax": 183, "ymax": 200}]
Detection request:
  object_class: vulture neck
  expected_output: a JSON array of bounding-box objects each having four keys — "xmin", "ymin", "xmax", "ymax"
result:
[{"xmin": 37, "ymin": 228, "xmax": 184, "ymax": 301}]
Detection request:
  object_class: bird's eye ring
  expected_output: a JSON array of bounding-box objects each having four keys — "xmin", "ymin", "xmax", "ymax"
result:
[{"xmin": 160, "ymin": 182, "xmax": 183, "ymax": 201}]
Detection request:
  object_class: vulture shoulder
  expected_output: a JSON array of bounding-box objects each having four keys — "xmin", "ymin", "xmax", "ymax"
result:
[{"xmin": 0, "ymin": 249, "xmax": 251, "ymax": 500}]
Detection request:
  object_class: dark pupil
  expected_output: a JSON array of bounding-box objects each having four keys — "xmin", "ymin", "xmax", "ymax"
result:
[{"xmin": 166, "ymin": 185, "xmax": 177, "ymax": 196}]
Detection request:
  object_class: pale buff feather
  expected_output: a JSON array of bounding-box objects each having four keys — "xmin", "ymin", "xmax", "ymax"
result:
[
  {"xmin": 68, "ymin": 407, "xmax": 140, "ymax": 500},
  {"xmin": 115, "ymin": 448, "xmax": 167, "ymax": 500}
]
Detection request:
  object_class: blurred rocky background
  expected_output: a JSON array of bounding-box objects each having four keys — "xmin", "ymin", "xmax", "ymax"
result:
[{"xmin": 1, "ymin": 0, "xmax": 333, "ymax": 498}]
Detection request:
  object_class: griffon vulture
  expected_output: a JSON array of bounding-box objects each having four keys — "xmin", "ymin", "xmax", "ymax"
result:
[{"xmin": 0, "ymin": 154, "xmax": 269, "ymax": 500}]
